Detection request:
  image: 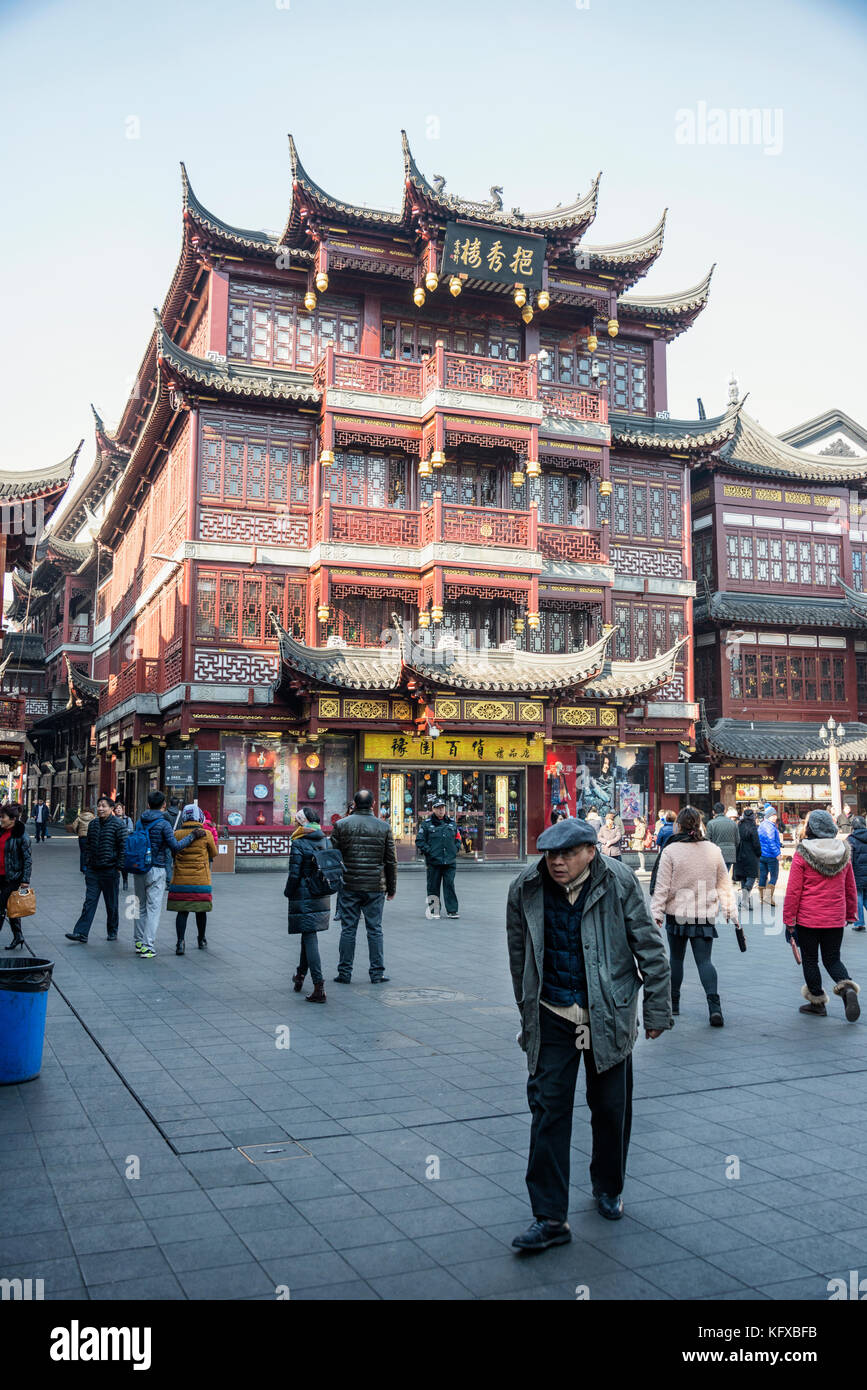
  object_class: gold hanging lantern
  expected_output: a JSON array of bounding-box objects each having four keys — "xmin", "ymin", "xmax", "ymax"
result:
[
  {"xmin": 304, "ymin": 290, "xmax": 317, "ymax": 312},
  {"xmin": 418, "ymin": 456, "xmax": 433, "ymax": 478},
  {"xmin": 602, "ymin": 621, "xmax": 615, "ymax": 635},
  {"xmin": 536, "ymin": 290, "xmax": 550, "ymax": 310},
  {"xmin": 513, "ymin": 616, "xmax": 525, "ymax": 635},
  {"xmin": 587, "ymin": 332, "xmax": 598, "ymax": 353},
  {"xmin": 430, "ymin": 450, "xmax": 446, "ymax": 468},
  {"xmin": 607, "ymin": 317, "xmax": 619, "ymax": 337},
  {"xmin": 599, "ymin": 479, "xmax": 613, "ymax": 497},
  {"xmin": 521, "ymin": 305, "xmax": 534, "ymax": 324},
  {"xmin": 319, "ymin": 448, "xmax": 335, "ymax": 467},
  {"xmin": 527, "ymin": 611, "xmax": 541, "ymax": 631},
  {"xmin": 431, "ymin": 604, "xmax": 444, "ymax": 624},
  {"xmin": 418, "ymin": 610, "xmax": 431, "ymax": 628},
  {"xmin": 525, "ymin": 458, "xmax": 541, "ymax": 480},
  {"xmin": 513, "ymin": 285, "xmax": 527, "ymax": 308},
  {"xmin": 449, "ymin": 276, "xmax": 462, "ymax": 297},
  {"xmin": 424, "ymin": 271, "xmax": 439, "ymax": 292},
  {"xmin": 512, "ymin": 469, "xmax": 525, "ymax": 489},
  {"xmin": 314, "ymin": 271, "xmax": 329, "ymax": 293},
  {"xmin": 413, "ymin": 286, "xmax": 426, "ymax": 307},
  {"xmin": 316, "ymin": 604, "xmax": 330, "ymax": 623}
]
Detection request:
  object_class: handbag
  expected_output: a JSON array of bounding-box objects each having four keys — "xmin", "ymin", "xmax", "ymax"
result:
[
  {"xmin": 6, "ymin": 885, "xmax": 36, "ymax": 919},
  {"xmin": 734, "ymin": 923, "xmax": 747, "ymax": 953}
]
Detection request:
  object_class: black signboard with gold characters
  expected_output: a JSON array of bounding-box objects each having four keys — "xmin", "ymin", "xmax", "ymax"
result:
[{"xmin": 441, "ymin": 222, "xmax": 546, "ymax": 290}]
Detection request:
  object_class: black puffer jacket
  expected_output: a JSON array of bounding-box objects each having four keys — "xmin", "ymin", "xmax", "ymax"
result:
[
  {"xmin": 848, "ymin": 827, "xmax": 867, "ymax": 891},
  {"xmin": 331, "ymin": 809, "xmax": 397, "ymax": 895},
  {"xmin": 416, "ymin": 814, "xmax": 461, "ymax": 864},
  {"xmin": 85, "ymin": 814, "xmax": 126, "ymax": 871},
  {"xmin": 1, "ymin": 820, "xmax": 32, "ymax": 886},
  {"xmin": 284, "ymin": 826, "xmax": 332, "ymax": 934},
  {"xmin": 733, "ymin": 814, "xmax": 761, "ymax": 882}
]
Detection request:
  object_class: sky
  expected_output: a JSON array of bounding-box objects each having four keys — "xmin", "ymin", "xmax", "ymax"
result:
[{"xmin": 1, "ymin": 0, "xmax": 865, "ymax": 494}]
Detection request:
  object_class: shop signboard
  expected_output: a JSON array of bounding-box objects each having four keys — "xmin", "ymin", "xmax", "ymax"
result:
[
  {"xmin": 129, "ymin": 740, "xmax": 157, "ymax": 769},
  {"xmin": 663, "ymin": 762, "xmax": 687, "ymax": 795},
  {"xmin": 197, "ymin": 751, "xmax": 226, "ymax": 786},
  {"xmin": 440, "ymin": 222, "xmax": 546, "ymax": 290},
  {"xmin": 363, "ymin": 734, "xmax": 544, "ymax": 764},
  {"xmin": 687, "ymin": 763, "xmax": 710, "ymax": 795},
  {"xmin": 165, "ymin": 749, "xmax": 196, "ymax": 786}
]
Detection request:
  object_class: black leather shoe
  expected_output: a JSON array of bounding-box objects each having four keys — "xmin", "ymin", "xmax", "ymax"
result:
[
  {"xmin": 595, "ymin": 1192, "xmax": 624, "ymax": 1220},
  {"xmin": 176, "ymin": 941, "xmax": 185, "ymax": 955},
  {"xmin": 333, "ymin": 975, "xmax": 351, "ymax": 984},
  {"xmin": 511, "ymin": 1218, "xmax": 571, "ymax": 1252},
  {"xmin": 65, "ymin": 933, "xmax": 86, "ymax": 944},
  {"xmin": 370, "ymin": 975, "xmax": 390, "ymax": 983},
  {"xmin": 106, "ymin": 934, "xmax": 118, "ymax": 941}
]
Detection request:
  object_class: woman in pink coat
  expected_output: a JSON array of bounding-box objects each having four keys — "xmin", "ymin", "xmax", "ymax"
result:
[{"xmin": 783, "ymin": 808, "xmax": 860, "ymax": 1021}]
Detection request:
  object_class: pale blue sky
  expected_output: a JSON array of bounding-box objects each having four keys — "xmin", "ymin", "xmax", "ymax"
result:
[{"xmin": 1, "ymin": 0, "xmax": 865, "ymax": 487}]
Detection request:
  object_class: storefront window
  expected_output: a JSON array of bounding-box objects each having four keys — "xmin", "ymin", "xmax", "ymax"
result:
[{"xmin": 576, "ymin": 746, "xmax": 651, "ymax": 825}]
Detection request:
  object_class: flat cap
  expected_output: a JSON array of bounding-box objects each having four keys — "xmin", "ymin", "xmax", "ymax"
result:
[{"xmin": 536, "ymin": 817, "xmax": 598, "ymax": 851}]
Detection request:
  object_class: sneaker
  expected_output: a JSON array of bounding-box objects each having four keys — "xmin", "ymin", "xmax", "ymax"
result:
[
  {"xmin": 333, "ymin": 975, "xmax": 351, "ymax": 984},
  {"xmin": 140, "ymin": 946, "xmax": 155, "ymax": 959},
  {"xmin": 370, "ymin": 975, "xmax": 390, "ymax": 984},
  {"xmin": 447, "ymin": 913, "xmax": 460, "ymax": 919},
  {"xmin": 134, "ymin": 941, "xmax": 144, "ymax": 953}
]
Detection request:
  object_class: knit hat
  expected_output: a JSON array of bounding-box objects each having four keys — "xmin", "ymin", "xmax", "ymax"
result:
[
  {"xmin": 182, "ymin": 803, "xmax": 204, "ymax": 822},
  {"xmin": 806, "ymin": 808, "xmax": 838, "ymax": 839},
  {"xmin": 763, "ymin": 807, "xmax": 776, "ymax": 819}
]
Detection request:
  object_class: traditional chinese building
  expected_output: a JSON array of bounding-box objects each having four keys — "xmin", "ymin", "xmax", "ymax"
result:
[
  {"xmin": 689, "ymin": 388, "xmax": 867, "ymax": 826},
  {"xmin": 12, "ymin": 134, "xmax": 711, "ymax": 864}
]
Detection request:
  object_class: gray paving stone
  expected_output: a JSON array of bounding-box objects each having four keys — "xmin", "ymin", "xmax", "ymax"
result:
[
  {"xmin": 256, "ymin": 1250, "xmax": 358, "ymax": 1291},
  {"xmin": 239, "ymin": 1226, "xmax": 331, "ymax": 1260},
  {"xmin": 369, "ymin": 1267, "xmax": 475, "ymax": 1300},
  {"xmin": 289, "ymin": 1279, "xmax": 380, "ymax": 1300},
  {"xmin": 162, "ymin": 1234, "xmax": 252, "ymax": 1272},
  {"xmin": 643, "ymin": 1256, "xmax": 749, "ymax": 1298},
  {"xmin": 79, "ymin": 1245, "xmax": 173, "ymax": 1286},
  {"xmin": 144, "ymin": 1211, "xmax": 234, "ymax": 1244},
  {"xmin": 87, "ymin": 1273, "xmax": 186, "ymax": 1300},
  {"xmin": 69, "ymin": 1220, "xmax": 156, "ymax": 1255}
]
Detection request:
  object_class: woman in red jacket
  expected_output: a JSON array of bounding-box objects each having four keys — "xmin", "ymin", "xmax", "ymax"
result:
[{"xmin": 783, "ymin": 808, "xmax": 860, "ymax": 1021}]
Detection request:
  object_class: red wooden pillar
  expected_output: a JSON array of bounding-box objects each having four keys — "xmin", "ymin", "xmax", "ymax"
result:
[
  {"xmin": 682, "ymin": 466, "xmax": 695, "ymax": 709},
  {"xmin": 528, "ymin": 499, "xmax": 539, "ymax": 552},
  {"xmin": 208, "ymin": 271, "xmax": 229, "ymax": 356},
  {"xmin": 651, "ymin": 335, "xmax": 668, "ymax": 414},
  {"xmin": 62, "ymin": 575, "xmax": 73, "ymax": 644},
  {"xmin": 432, "ymin": 490, "xmax": 444, "ymax": 542},
  {"xmin": 361, "ymin": 294, "xmax": 380, "ymax": 358}
]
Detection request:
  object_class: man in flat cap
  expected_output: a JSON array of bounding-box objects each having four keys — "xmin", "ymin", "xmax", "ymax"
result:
[{"xmin": 507, "ymin": 815, "xmax": 672, "ymax": 1251}]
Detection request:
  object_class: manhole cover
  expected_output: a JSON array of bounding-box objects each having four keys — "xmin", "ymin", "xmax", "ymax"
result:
[
  {"xmin": 238, "ymin": 1140, "xmax": 313, "ymax": 1165},
  {"xmin": 378, "ymin": 987, "xmax": 479, "ymax": 1005}
]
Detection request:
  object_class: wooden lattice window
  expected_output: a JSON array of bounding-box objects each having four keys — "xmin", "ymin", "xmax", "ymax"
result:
[
  {"xmin": 381, "ymin": 316, "xmax": 518, "ymax": 362},
  {"xmin": 327, "ymin": 452, "xmax": 408, "ymax": 510},
  {"xmin": 328, "ymin": 598, "xmax": 414, "ymax": 647},
  {"xmin": 729, "ymin": 531, "xmax": 839, "ymax": 590},
  {"xmin": 528, "ymin": 606, "xmax": 592, "ymax": 654},
  {"xmin": 613, "ymin": 600, "xmax": 684, "ymax": 660},
  {"xmin": 730, "ymin": 649, "xmax": 844, "ymax": 705},
  {"xmin": 612, "ymin": 464, "xmax": 681, "ymax": 542},
  {"xmin": 420, "ymin": 463, "xmax": 498, "ymax": 509},
  {"xmin": 200, "ymin": 418, "xmax": 311, "ymax": 508},
  {"xmin": 197, "ymin": 571, "xmax": 306, "ymax": 643},
  {"xmin": 228, "ymin": 281, "xmax": 360, "ymax": 369}
]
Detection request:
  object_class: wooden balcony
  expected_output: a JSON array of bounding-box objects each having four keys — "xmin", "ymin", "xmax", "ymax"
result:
[
  {"xmin": 537, "ymin": 524, "xmax": 605, "ymax": 563},
  {"xmin": 102, "ymin": 658, "xmax": 161, "ymax": 713},
  {"xmin": 316, "ymin": 345, "xmax": 605, "ymax": 420},
  {"xmin": 314, "ymin": 502, "xmax": 421, "ymax": 547},
  {"xmin": 440, "ymin": 505, "xmax": 530, "ymax": 547}
]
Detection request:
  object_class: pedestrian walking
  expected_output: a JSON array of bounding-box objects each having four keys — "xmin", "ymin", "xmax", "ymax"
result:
[
  {"xmin": 416, "ymin": 798, "xmax": 462, "ymax": 919},
  {"xmin": 656, "ymin": 810, "xmax": 676, "ymax": 848},
  {"xmin": 758, "ymin": 808, "xmax": 782, "ymax": 910},
  {"xmin": 167, "ymin": 804, "xmax": 216, "ymax": 954},
  {"xmin": 65, "ymin": 796, "xmax": 127, "ymax": 943},
  {"xmin": 330, "ymin": 789, "xmax": 397, "ymax": 984},
  {"xmin": 650, "ymin": 805, "xmax": 735, "ymax": 1027},
  {"xmin": 113, "ymin": 801, "xmax": 134, "ymax": 891},
  {"xmin": 630, "ymin": 815, "xmax": 647, "ymax": 872},
  {"xmin": 848, "ymin": 815, "xmax": 867, "ymax": 930},
  {"xmin": 32, "ymin": 797, "xmax": 51, "ymax": 843},
  {"xmin": 132, "ymin": 791, "xmax": 203, "ymax": 958},
  {"xmin": 507, "ymin": 816, "xmax": 671, "ymax": 1250},
  {"xmin": 706, "ymin": 801, "xmax": 739, "ymax": 874},
  {"xmin": 598, "ymin": 811, "xmax": 622, "ymax": 858},
  {"xmin": 0, "ymin": 804, "xmax": 32, "ymax": 951},
  {"xmin": 837, "ymin": 803, "xmax": 854, "ymax": 834},
  {"xmin": 584, "ymin": 807, "xmax": 601, "ymax": 830},
  {"xmin": 732, "ymin": 807, "xmax": 761, "ymax": 916},
  {"xmin": 783, "ymin": 808, "xmax": 860, "ymax": 1021},
  {"xmin": 70, "ymin": 806, "xmax": 95, "ymax": 874},
  {"xmin": 286, "ymin": 807, "xmax": 343, "ymax": 1002}
]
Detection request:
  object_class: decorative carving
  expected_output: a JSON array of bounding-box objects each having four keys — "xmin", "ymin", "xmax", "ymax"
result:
[
  {"xmin": 518, "ymin": 702, "xmax": 544, "ymax": 722},
  {"xmin": 342, "ymin": 699, "xmax": 389, "ymax": 720},
  {"xmin": 465, "ymin": 700, "xmax": 516, "ymax": 722},
  {"xmin": 318, "ymin": 697, "xmax": 340, "ymax": 718},
  {"xmin": 599, "ymin": 708, "xmax": 618, "ymax": 727},
  {"xmin": 556, "ymin": 706, "xmax": 598, "ymax": 726},
  {"xmin": 392, "ymin": 700, "xmax": 414, "ymax": 720},
  {"xmin": 193, "ymin": 649, "xmax": 279, "ymax": 684},
  {"xmin": 611, "ymin": 545, "xmax": 683, "ymax": 578},
  {"xmin": 235, "ymin": 834, "xmax": 291, "ymax": 856},
  {"xmin": 654, "ymin": 673, "xmax": 686, "ymax": 701},
  {"xmin": 335, "ymin": 429, "xmax": 420, "ymax": 454},
  {"xmin": 434, "ymin": 699, "xmax": 460, "ymax": 720},
  {"xmin": 819, "ymin": 438, "xmax": 858, "ymax": 458},
  {"xmin": 200, "ymin": 510, "xmax": 309, "ymax": 547}
]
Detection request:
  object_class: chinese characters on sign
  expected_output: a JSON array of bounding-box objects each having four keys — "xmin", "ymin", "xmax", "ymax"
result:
[
  {"xmin": 363, "ymin": 734, "xmax": 544, "ymax": 764},
  {"xmin": 440, "ymin": 221, "xmax": 546, "ymax": 290}
]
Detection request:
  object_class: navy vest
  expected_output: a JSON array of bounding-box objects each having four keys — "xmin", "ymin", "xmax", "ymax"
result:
[{"xmin": 541, "ymin": 877, "xmax": 591, "ymax": 1008}]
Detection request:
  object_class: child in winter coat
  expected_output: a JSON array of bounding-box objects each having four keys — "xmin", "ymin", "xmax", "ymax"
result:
[{"xmin": 783, "ymin": 808, "xmax": 860, "ymax": 1021}]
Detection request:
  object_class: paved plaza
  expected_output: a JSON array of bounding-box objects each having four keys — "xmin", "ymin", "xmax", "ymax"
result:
[{"xmin": 3, "ymin": 836, "xmax": 867, "ymax": 1302}]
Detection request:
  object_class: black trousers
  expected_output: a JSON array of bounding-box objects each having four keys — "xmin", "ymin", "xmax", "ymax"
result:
[
  {"xmin": 526, "ymin": 1005, "xmax": 633, "ymax": 1223},
  {"xmin": 798, "ymin": 926, "xmax": 850, "ymax": 997},
  {"xmin": 34, "ymin": 822, "xmax": 47, "ymax": 842}
]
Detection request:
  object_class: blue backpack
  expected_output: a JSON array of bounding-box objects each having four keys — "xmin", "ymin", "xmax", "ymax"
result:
[{"xmin": 124, "ymin": 818, "xmax": 153, "ymax": 875}]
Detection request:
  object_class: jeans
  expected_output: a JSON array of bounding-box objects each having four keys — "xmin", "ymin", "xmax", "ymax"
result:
[
  {"xmin": 758, "ymin": 856, "xmax": 779, "ymax": 887},
  {"xmin": 298, "ymin": 932, "xmax": 323, "ymax": 985},
  {"xmin": 666, "ymin": 930, "xmax": 718, "ymax": 1000},
  {"xmin": 856, "ymin": 889, "xmax": 866, "ymax": 928},
  {"xmin": 34, "ymin": 822, "xmax": 47, "ymax": 842},
  {"xmin": 525, "ymin": 1006, "xmax": 632, "ymax": 1223},
  {"xmin": 176, "ymin": 911, "xmax": 207, "ymax": 942},
  {"xmin": 797, "ymin": 926, "xmax": 851, "ymax": 998},
  {"xmin": 425, "ymin": 861, "xmax": 458, "ymax": 916},
  {"xmin": 133, "ymin": 866, "xmax": 167, "ymax": 948},
  {"xmin": 336, "ymin": 888, "xmax": 386, "ymax": 980},
  {"xmin": 72, "ymin": 867, "xmax": 120, "ymax": 939}
]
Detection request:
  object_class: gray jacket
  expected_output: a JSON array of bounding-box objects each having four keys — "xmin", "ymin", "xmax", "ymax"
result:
[
  {"xmin": 706, "ymin": 814, "xmax": 739, "ymax": 865},
  {"xmin": 506, "ymin": 853, "xmax": 672, "ymax": 1077}
]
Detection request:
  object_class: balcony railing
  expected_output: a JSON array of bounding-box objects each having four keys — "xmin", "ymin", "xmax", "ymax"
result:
[
  {"xmin": 314, "ymin": 502, "xmax": 421, "ymax": 547},
  {"xmin": 441, "ymin": 505, "xmax": 530, "ymax": 548},
  {"xmin": 538, "ymin": 524, "xmax": 605, "ymax": 563},
  {"xmin": 103, "ymin": 658, "xmax": 161, "ymax": 713},
  {"xmin": 316, "ymin": 345, "xmax": 604, "ymax": 416}
]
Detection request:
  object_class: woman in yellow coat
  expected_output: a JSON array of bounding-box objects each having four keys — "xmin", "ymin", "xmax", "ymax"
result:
[{"xmin": 167, "ymin": 804, "xmax": 216, "ymax": 954}]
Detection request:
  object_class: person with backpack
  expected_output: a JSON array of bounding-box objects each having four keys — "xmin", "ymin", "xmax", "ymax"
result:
[
  {"xmin": 66, "ymin": 796, "xmax": 127, "ymax": 943},
  {"xmin": 130, "ymin": 790, "xmax": 203, "ymax": 958},
  {"xmin": 71, "ymin": 806, "xmax": 95, "ymax": 873},
  {"xmin": 166, "ymin": 804, "xmax": 216, "ymax": 954},
  {"xmin": 285, "ymin": 806, "xmax": 343, "ymax": 1002},
  {"xmin": 783, "ymin": 808, "xmax": 860, "ymax": 1021},
  {"xmin": 847, "ymin": 815, "xmax": 867, "ymax": 930}
]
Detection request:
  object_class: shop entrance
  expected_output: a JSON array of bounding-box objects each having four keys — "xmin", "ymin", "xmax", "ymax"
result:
[{"xmin": 379, "ymin": 766, "xmax": 524, "ymax": 861}]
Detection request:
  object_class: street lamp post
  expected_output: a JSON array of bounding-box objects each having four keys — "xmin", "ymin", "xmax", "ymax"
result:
[{"xmin": 819, "ymin": 716, "xmax": 847, "ymax": 817}]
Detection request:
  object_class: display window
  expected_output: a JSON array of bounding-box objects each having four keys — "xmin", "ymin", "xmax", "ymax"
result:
[{"xmin": 378, "ymin": 765, "xmax": 523, "ymax": 860}]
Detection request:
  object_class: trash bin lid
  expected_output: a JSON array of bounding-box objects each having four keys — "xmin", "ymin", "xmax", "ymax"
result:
[{"xmin": 0, "ymin": 958, "xmax": 54, "ymax": 992}]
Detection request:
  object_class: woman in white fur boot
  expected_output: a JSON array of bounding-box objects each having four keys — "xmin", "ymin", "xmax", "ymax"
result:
[{"xmin": 783, "ymin": 808, "xmax": 861, "ymax": 1021}]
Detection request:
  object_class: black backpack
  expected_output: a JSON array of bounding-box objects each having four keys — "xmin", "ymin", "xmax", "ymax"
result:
[{"xmin": 303, "ymin": 842, "xmax": 345, "ymax": 897}]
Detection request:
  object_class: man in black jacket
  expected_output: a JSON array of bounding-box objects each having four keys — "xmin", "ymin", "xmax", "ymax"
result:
[
  {"xmin": 416, "ymin": 799, "xmax": 462, "ymax": 919},
  {"xmin": 66, "ymin": 796, "xmax": 127, "ymax": 943},
  {"xmin": 331, "ymin": 790, "xmax": 397, "ymax": 983}
]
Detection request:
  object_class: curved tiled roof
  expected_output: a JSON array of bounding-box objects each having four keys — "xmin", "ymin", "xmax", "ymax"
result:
[
  {"xmin": 580, "ymin": 210, "xmax": 667, "ymax": 277},
  {"xmin": 66, "ymin": 656, "xmax": 107, "ymax": 702},
  {"xmin": 618, "ymin": 265, "xmax": 715, "ymax": 336},
  {"xmin": 704, "ymin": 717, "xmax": 867, "ymax": 763},
  {"xmin": 274, "ymin": 620, "xmax": 402, "ymax": 691},
  {"xmin": 695, "ymin": 590, "xmax": 862, "ymax": 630},
  {"xmin": 155, "ymin": 313, "xmax": 321, "ymax": 404},
  {"xmin": 181, "ymin": 163, "xmax": 285, "ymax": 254},
  {"xmin": 717, "ymin": 411, "xmax": 867, "ymax": 484},
  {"xmin": 0, "ymin": 445, "xmax": 81, "ymax": 502},
  {"xmin": 611, "ymin": 404, "xmax": 738, "ymax": 454},
  {"xmin": 584, "ymin": 637, "xmax": 688, "ymax": 699},
  {"xmin": 408, "ymin": 628, "xmax": 614, "ymax": 694}
]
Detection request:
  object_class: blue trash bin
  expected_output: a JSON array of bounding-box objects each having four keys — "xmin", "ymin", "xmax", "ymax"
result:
[{"xmin": 0, "ymin": 957, "xmax": 54, "ymax": 1084}]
